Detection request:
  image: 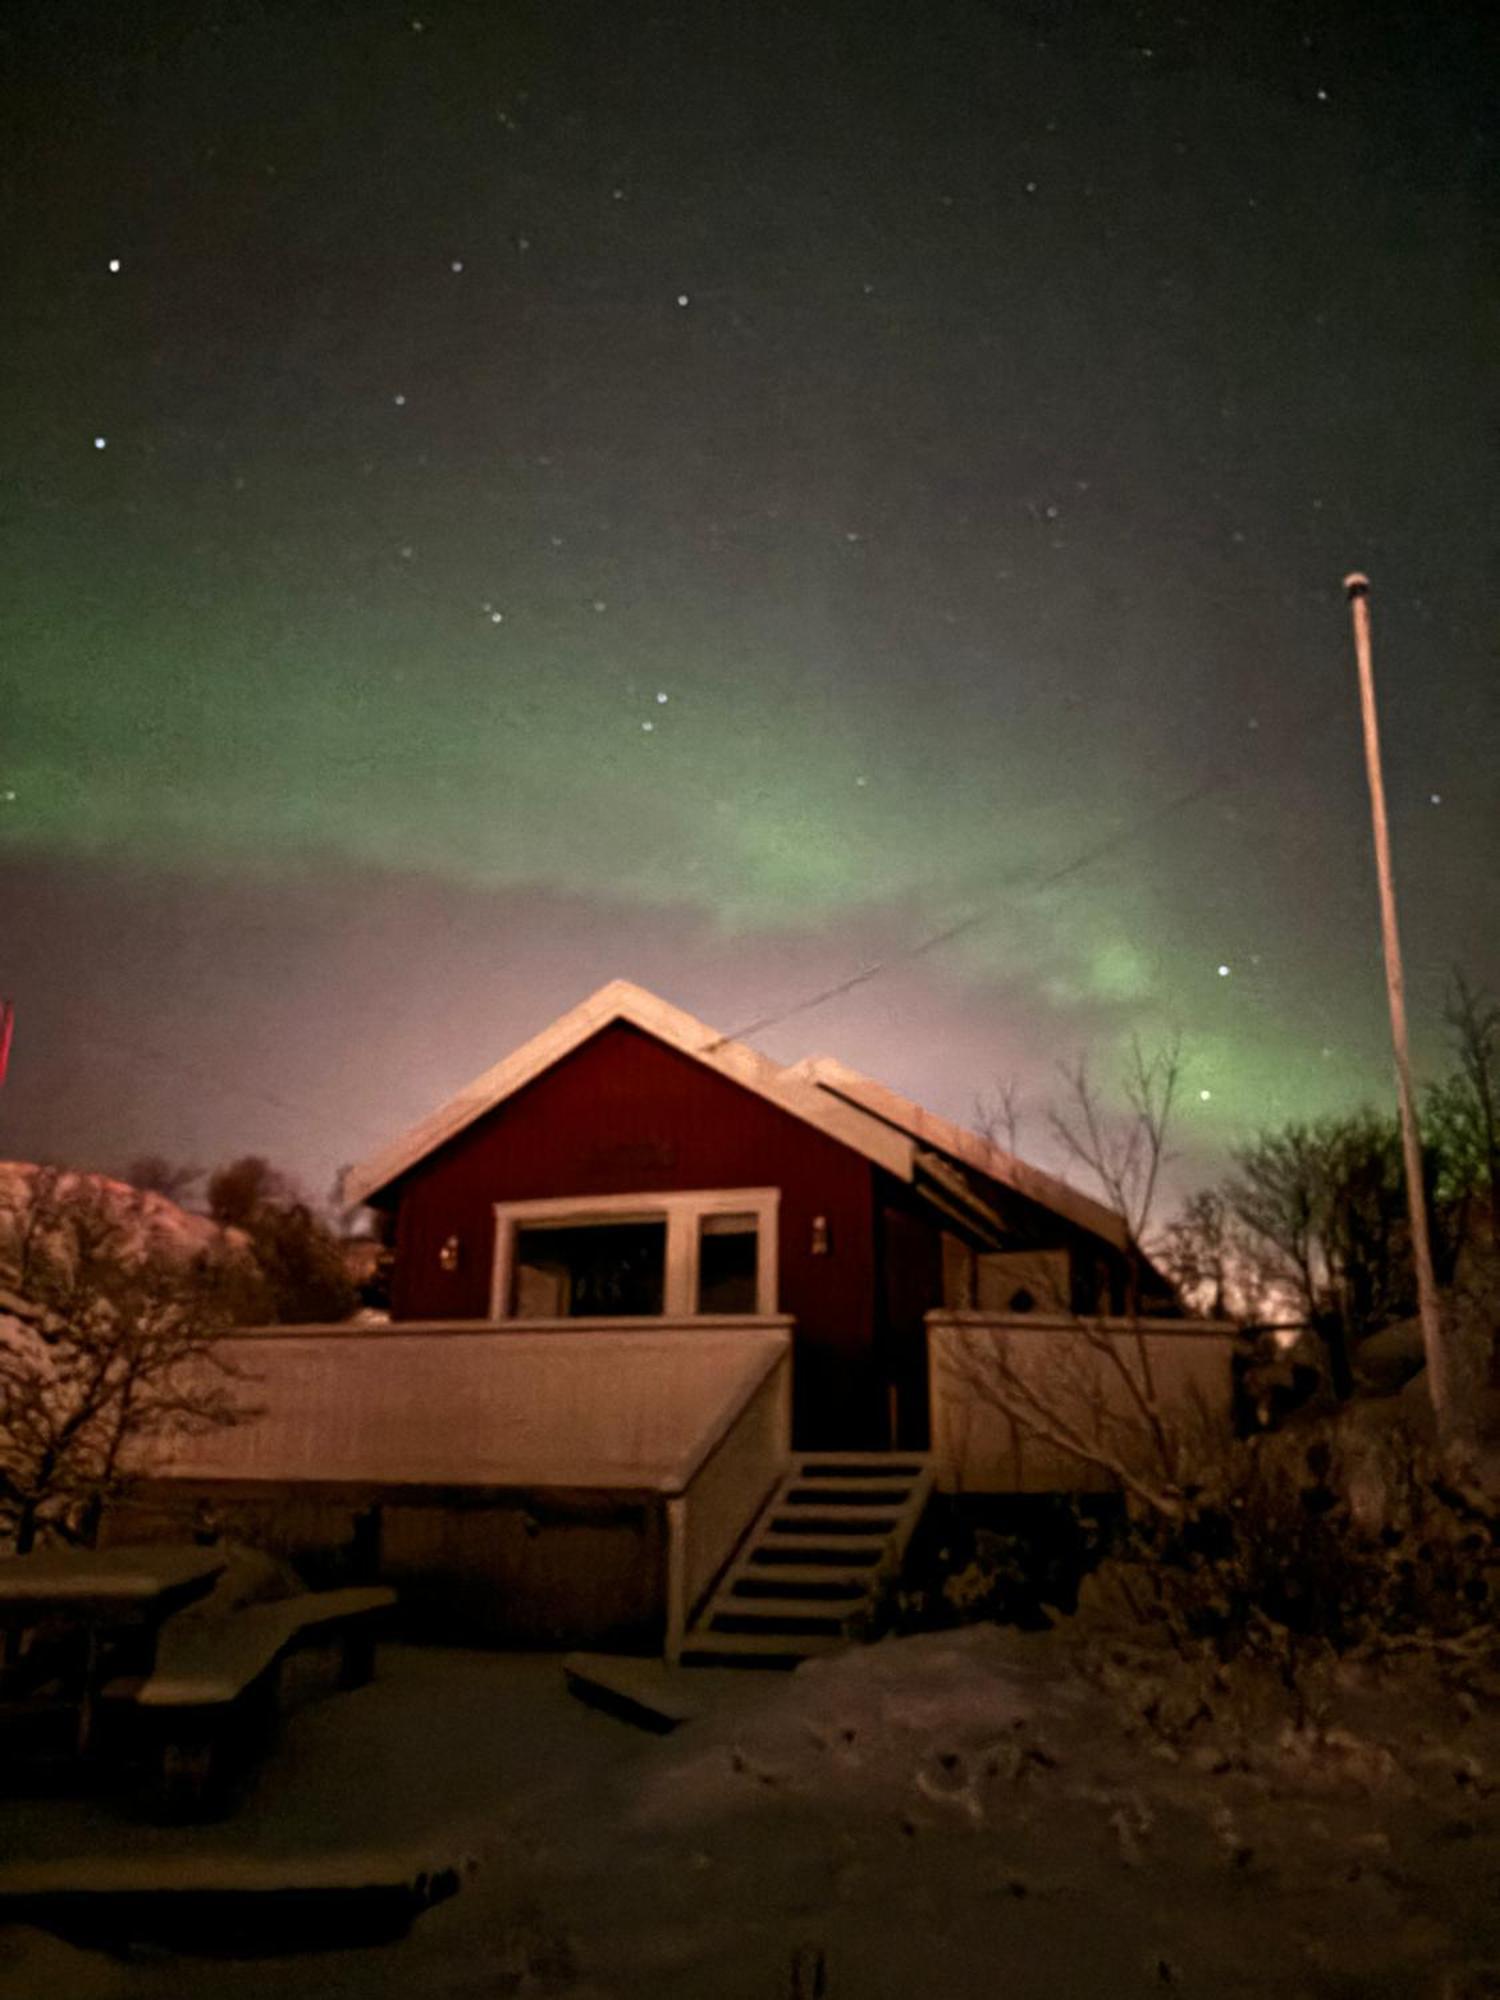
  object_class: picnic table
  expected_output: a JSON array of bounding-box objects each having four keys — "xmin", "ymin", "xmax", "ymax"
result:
[
  {"xmin": 0, "ymin": 1545, "xmax": 228, "ymax": 1617},
  {"xmin": 0, "ymin": 1546, "xmax": 228, "ymax": 1759},
  {"xmin": 0, "ymin": 1545, "xmax": 396, "ymax": 1817}
]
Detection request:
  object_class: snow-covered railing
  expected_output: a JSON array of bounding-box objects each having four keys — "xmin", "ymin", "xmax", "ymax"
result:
[
  {"xmin": 141, "ymin": 1318, "xmax": 795, "ymax": 1495},
  {"xmin": 927, "ymin": 1311, "xmax": 1237, "ymax": 1496},
  {"xmin": 663, "ymin": 1333, "xmax": 793, "ymax": 1663}
]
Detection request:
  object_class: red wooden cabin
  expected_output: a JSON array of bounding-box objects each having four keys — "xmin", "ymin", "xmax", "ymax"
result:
[{"xmin": 343, "ymin": 982, "xmax": 1160, "ymax": 1452}]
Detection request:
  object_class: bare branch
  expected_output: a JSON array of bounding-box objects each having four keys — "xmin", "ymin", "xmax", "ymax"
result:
[
  {"xmin": 975, "ymin": 1079, "xmax": 1025, "ymax": 1157},
  {"xmin": 942, "ymin": 1332, "xmax": 1184, "ymax": 1518},
  {"xmin": 0, "ymin": 1168, "xmax": 254, "ymax": 1550}
]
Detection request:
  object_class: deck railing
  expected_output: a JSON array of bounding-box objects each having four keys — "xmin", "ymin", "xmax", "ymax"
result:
[
  {"xmin": 662, "ymin": 1333, "xmax": 793, "ymax": 1663},
  {"xmin": 926, "ymin": 1310, "xmax": 1236, "ymax": 1495}
]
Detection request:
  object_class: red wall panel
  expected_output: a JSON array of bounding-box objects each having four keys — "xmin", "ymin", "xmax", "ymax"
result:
[
  {"xmin": 387, "ymin": 1023, "xmax": 884, "ymax": 1445},
  {"xmin": 875, "ymin": 1182, "xmax": 945, "ymax": 1450}
]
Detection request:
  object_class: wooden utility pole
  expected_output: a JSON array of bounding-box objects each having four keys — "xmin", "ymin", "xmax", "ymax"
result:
[{"xmin": 1343, "ymin": 572, "xmax": 1467, "ymax": 1445}]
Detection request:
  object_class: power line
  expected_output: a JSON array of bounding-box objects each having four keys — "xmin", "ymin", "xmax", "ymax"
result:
[
  {"xmin": 715, "ymin": 678, "xmax": 1361, "ymax": 1050},
  {"xmin": 70, "ymin": 1030, "xmax": 313, "ymax": 1123},
  {"xmin": 11, "ymin": 652, "xmax": 1367, "ymax": 1113}
]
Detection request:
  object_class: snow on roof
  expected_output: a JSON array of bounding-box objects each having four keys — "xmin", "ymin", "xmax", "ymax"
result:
[
  {"xmin": 341, "ymin": 980, "xmax": 913, "ymax": 1208},
  {"xmin": 339, "ymin": 981, "xmax": 1129, "ymax": 1252},
  {"xmin": 785, "ymin": 1055, "xmax": 1130, "ymax": 1251}
]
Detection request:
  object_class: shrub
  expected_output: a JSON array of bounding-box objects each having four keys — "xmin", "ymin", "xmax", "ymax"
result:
[
  {"xmin": 1101, "ymin": 1417, "xmax": 1498, "ymax": 1665},
  {"xmin": 895, "ymin": 1494, "xmax": 1121, "ymax": 1633}
]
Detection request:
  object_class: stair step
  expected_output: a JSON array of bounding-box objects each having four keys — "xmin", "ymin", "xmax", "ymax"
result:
[
  {"xmin": 794, "ymin": 1462, "xmax": 927, "ymax": 1479},
  {"xmin": 729, "ymin": 1569, "xmax": 873, "ymax": 1597},
  {"xmin": 708, "ymin": 1599, "xmax": 854, "ymax": 1635},
  {"xmin": 800, "ymin": 1456, "xmax": 928, "ymax": 1472},
  {"xmin": 764, "ymin": 1528, "xmax": 892, "ymax": 1560},
  {"xmin": 781, "ymin": 1486, "xmax": 913, "ymax": 1506},
  {"xmin": 678, "ymin": 1454, "xmax": 934, "ymax": 1672},
  {"xmin": 770, "ymin": 1506, "xmax": 900, "ymax": 1526}
]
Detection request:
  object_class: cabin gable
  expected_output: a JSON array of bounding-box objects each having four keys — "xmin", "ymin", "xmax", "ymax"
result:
[{"xmin": 384, "ymin": 1021, "xmax": 882, "ymax": 1443}]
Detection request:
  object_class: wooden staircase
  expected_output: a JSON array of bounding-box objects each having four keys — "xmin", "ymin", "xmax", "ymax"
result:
[{"xmin": 679, "ymin": 1453, "xmax": 933, "ymax": 1668}]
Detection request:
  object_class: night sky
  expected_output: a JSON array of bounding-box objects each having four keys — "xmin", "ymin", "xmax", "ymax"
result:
[{"xmin": 2, "ymin": 0, "xmax": 1495, "ymax": 1215}]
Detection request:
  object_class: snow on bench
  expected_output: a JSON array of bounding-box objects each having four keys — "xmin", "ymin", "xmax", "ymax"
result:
[{"xmin": 130, "ymin": 1586, "xmax": 396, "ymax": 1710}]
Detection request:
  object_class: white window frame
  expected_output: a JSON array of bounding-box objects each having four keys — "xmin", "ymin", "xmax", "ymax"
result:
[{"xmin": 490, "ymin": 1188, "xmax": 780, "ymax": 1321}]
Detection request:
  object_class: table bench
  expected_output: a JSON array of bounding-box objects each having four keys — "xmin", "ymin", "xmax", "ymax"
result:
[{"xmin": 111, "ymin": 1585, "xmax": 396, "ymax": 1817}]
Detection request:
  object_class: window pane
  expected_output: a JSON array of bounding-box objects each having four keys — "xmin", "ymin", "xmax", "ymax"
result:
[
  {"xmin": 697, "ymin": 1214, "xmax": 758, "ymax": 1314},
  {"xmin": 512, "ymin": 1220, "xmax": 666, "ymax": 1318}
]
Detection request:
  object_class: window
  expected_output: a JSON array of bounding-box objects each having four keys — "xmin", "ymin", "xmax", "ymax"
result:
[
  {"xmin": 492, "ymin": 1189, "xmax": 778, "ymax": 1320},
  {"xmin": 696, "ymin": 1211, "xmax": 759, "ymax": 1314},
  {"xmin": 975, "ymin": 1249, "xmax": 1070, "ymax": 1314},
  {"xmin": 511, "ymin": 1218, "xmax": 666, "ymax": 1318}
]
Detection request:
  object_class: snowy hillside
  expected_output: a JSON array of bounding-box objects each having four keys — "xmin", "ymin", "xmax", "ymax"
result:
[{"xmin": 0, "ymin": 1163, "xmax": 236, "ymax": 1275}]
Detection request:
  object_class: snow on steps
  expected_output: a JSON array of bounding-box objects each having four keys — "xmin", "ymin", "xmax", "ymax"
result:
[{"xmin": 680, "ymin": 1453, "xmax": 933, "ymax": 1669}]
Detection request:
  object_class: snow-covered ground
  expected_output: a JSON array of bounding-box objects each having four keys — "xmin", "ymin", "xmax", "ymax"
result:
[{"xmin": 2, "ymin": 1623, "xmax": 1497, "ymax": 1998}]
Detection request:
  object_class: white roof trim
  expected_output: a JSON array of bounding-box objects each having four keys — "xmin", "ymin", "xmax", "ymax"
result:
[
  {"xmin": 787, "ymin": 1054, "xmax": 1130, "ymax": 1251},
  {"xmin": 342, "ymin": 980, "xmax": 914, "ymax": 1208}
]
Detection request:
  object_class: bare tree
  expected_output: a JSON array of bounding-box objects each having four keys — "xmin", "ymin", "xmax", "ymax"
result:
[
  {"xmin": 1047, "ymin": 1034, "xmax": 1181, "ymax": 1318},
  {"xmin": 941, "ymin": 1039, "xmax": 1205, "ymax": 1522},
  {"xmin": 974, "ymin": 1078, "xmax": 1026, "ymax": 1158},
  {"xmin": 205, "ymin": 1154, "xmax": 358, "ymax": 1325},
  {"xmin": 1441, "ymin": 969, "xmax": 1499, "ymax": 1249},
  {"xmin": 123, "ymin": 1155, "xmax": 203, "ymax": 1207},
  {"xmin": 0, "ymin": 1168, "xmax": 254, "ymax": 1553},
  {"xmin": 1160, "ymin": 1188, "xmax": 1238, "ymax": 1322},
  {"xmin": 206, "ymin": 1155, "xmax": 293, "ymax": 1230}
]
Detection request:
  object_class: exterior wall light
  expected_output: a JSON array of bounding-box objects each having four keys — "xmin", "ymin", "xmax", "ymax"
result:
[{"xmin": 438, "ymin": 1233, "xmax": 462, "ymax": 1273}]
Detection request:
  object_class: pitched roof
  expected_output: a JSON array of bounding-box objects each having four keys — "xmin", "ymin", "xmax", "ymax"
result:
[
  {"xmin": 341, "ymin": 980, "xmax": 1130, "ymax": 1254},
  {"xmin": 341, "ymin": 980, "xmax": 913, "ymax": 1208},
  {"xmin": 786, "ymin": 1054, "xmax": 1131, "ymax": 1250}
]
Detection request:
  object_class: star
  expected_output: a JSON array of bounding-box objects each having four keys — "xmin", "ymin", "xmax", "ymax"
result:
[
  {"xmin": 93, "ymin": 436, "xmax": 107, "ymax": 449},
  {"xmin": 641, "ymin": 720, "xmax": 655, "ymax": 732},
  {"xmin": 676, "ymin": 293, "xmax": 690, "ymax": 307},
  {"xmin": 655, "ymin": 691, "xmax": 669, "ymax": 704},
  {"xmin": 450, "ymin": 259, "xmax": 464, "ymax": 273},
  {"xmin": 1217, "ymin": 964, "xmax": 1231, "ymax": 977},
  {"xmin": 107, "ymin": 258, "xmax": 121, "ymax": 273},
  {"xmin": 1199, "ymin": 1089, "xmax": 1213, "ymax": 1101},
  {"xmin": 1430, "ymin": 792, "xmax": 1442, "ymax": 805},
  {"xmin": 490, "ymin": 612, "xmax": 504, "ymax": 624},
  {"xmin": 392, "ymin": 393, "xmax": 406, "ymax": 407}
]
